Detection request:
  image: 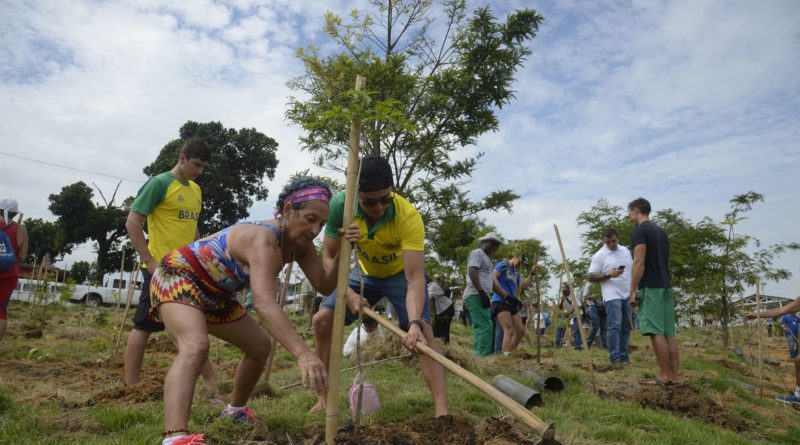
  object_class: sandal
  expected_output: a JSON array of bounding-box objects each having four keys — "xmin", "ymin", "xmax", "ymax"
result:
[{"xmin": 639, "ymin": 378, "xmax": 667, "ymax": 387}]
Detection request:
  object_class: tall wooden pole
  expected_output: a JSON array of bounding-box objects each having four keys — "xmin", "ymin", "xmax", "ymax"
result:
[
  {"xmin": 115, "ymin": 251, "xmax": 126, "ymax": 324},
  {"xmin": 533, "ymin": 255, "xmax": 542, "ymax": 364},
  {"xmin": 755, "ymin": 277, "xmax": 764, "ymax": 397},
  {"xmin": 551, "ymin": 266, "xmax": 564, "ymax": 363},
  {"xmin": 554, "ymin": 224, "xmax": 597, "ymax": 394},
  {"xmin": 326, "ymin": 74, "xmax": 366, "ymax": 445},
  {"xmin": 114, "ymin": 263, "xmax": 140, "ymax": 354}
]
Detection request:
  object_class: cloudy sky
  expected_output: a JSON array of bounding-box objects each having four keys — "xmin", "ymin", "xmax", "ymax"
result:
[{"xmin": 2, "ymin": 0, "xmax": 798, "ymax": 298}]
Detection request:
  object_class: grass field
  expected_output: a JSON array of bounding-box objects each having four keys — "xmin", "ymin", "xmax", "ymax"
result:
[{"xmin": 1, "ymin": 302, "xmax": 798, "ymax": 444}]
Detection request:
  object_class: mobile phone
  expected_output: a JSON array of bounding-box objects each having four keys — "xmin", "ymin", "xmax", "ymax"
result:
[{"xmin": 618, "ymin": 265, "xmax": 626, "ymax": 271}]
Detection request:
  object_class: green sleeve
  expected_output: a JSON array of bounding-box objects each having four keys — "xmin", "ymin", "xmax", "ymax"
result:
[
  {"xmin": 324, "ymin": 191, "xmax": 346, "ymax": 239},
  {"xmin": 130, "ymin": 174, "xmax": 169, "ymax": 216}
]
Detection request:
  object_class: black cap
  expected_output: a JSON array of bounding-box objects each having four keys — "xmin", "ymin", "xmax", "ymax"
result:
[{"xmin": 359, "ymin": 155, "xmax": 394, "ymax": 191}]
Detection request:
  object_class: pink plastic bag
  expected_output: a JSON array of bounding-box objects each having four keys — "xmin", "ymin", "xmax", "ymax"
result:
[{"xmin": 348, "ymin": 374, "xmax": 381, "ymax": 416}]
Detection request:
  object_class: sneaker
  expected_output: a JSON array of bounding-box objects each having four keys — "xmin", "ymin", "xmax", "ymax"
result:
[
  {"xmin": 220, "ymin": 406, "xmax": 263, "ymax": 425},
  {"xmin": 775, "ymin": 393, "xmax": 800, "ymax": 405},
  {"xmin": 171, "ymin": 434, "xmax": 206, "ymax": 445}
]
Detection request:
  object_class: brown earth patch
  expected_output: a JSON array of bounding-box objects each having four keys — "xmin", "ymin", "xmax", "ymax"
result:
[
  {"xmin": 630, "ymin": 383, "xmax": 745, "ymax": 431},
  {"xmin": 150, "ymin": 335, "xmax": 178, "ymax": 353},
  {"xmin": 716, "ymin": 359, "xmax": 752, "ymax": 377},
  {"xmin": 92, "ymin": 377, "xmax": 163, "ymax": 404},
  {"xmin": 327, "ymin": 415, "xmax": 540, "ymax": 445}
]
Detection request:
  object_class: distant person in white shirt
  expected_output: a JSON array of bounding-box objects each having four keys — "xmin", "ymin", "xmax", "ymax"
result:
[
  {"xmin": 588, "ymin": 228, "xmax": 633, "ymax": 366},
  {"xmin": 343, "ymin": 316, "xmax": 382, "ymax": 356}
]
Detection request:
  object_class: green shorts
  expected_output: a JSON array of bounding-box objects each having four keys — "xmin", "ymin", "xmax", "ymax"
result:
[{"xmin": 638, "ymin": 287, "xmax": 675, "ymax": 337}]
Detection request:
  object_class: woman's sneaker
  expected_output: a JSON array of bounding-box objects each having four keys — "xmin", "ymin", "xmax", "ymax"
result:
[
  {"xmin": 170, "ymin": 434, "xmax": 206, "ymax": 445},
  {"xmin": 775, "ymin": 393, "xmax": 800, "ymax": 405},
  {"xmin": 220, "ymin": 406, "xmax": 263, "ymax": 425}
]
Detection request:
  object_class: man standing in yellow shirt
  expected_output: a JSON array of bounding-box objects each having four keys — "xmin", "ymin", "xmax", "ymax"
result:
[
  {"xmin": 123, "ymin": 138, "xmax": 216, "ymax": 386},
  {"xmin": 310, "ymin": 155, "xmax": 448, "ymax": 417}
]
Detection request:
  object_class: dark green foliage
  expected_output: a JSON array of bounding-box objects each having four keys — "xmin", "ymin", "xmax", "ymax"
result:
[
  {"xmin": 48, "ymin": 181, "xmax": 130, "ymax": 281},
  {"xmin": 143, "ymin": 121, "xmax": 279, "ymax": 234},
  {"xmin": 286, "ymin": 0, "xmax": 544, "ymax": 224},
  {"xmin": 23, "ymin": 217, "xmax": 71, "ymax": 264}
]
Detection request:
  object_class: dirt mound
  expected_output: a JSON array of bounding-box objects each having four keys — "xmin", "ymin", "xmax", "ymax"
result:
[
  {"xmin": 330, "ymin": 415, "xmax": 538, "ymax": 445},
  {"xmin": 631, "ymin": 383, "xmax": 744, "ymax": 431},
  {"xmin": 150, "ymin": 335, "xmax": 178, "ymax": 353},
  {"xmin": 716, "ymin": 359, "xmax": 752, "ymax": 376},
  {"xmin": 92, "ymin": 378, "xmax": 163, "ymax": 404}
]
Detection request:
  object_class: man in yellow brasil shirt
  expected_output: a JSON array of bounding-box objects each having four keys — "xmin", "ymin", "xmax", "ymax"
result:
[
  {"xmin": 310, "ymin": 155, "xmax": 448, "ymax": 418},
  {"xmin": 123, "ymin": 138, "xmax": 217, "ymax": 387}
]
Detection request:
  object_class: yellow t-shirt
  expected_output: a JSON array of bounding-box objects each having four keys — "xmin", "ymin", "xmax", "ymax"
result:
[
  {"xmin": 324, "ymin": 191, "xmax": 424, "ymax": 278},
  {"xmin": 130, "ymin": 172, "xmax": 202, "ymax": 266}
]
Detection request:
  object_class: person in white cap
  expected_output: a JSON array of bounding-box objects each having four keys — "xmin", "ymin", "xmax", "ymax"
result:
[
  {"xmin": 0, "ymin": 197, "xmax": 28, "ymax": 343},
  {"xmin": 463, "ymin": 231, "xmax": 507, "ymax": 357}
]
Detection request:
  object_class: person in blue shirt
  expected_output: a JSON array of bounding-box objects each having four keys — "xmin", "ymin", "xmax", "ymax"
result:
[
  {"xmin": 490, "ymin": 253, "xmax": 537, "ymax": 356},
  {"xmin": 780, "ymin": 314, "xmax": 799, "ymax": 360},
  {"xmin": 747, "ymin": 296, "xmax": 800, "ymax": 406}
]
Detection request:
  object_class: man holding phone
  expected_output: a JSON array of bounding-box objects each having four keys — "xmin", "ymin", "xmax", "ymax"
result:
[{"xmin": 588, "ymin": 228, "xmax": 633, "ymax": 366}]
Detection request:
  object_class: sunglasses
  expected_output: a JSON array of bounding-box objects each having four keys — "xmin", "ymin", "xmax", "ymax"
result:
[{"xmin": 360, "ymin": 192, "xmax": 394, "ymax": 208}]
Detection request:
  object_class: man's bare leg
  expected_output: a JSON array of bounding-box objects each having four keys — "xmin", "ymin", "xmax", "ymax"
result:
[
  {"xmin": 666, "ymin": 336, "xmax": 679, "ymax": 382},
  {"xmin": 650, "ymin": 335, "xmax": 671, "ymax": 382},
  {"xmin": 419, "ymin": 323, "xmax": 449, "ymax": 417},
  {"xmin": 124, "ymin": 328, "xmax": 151, "ymax": 385}
]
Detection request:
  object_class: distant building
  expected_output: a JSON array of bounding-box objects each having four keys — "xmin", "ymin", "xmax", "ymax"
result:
[{"xmin": 735, "ymin": 293, "xmax": 795, "ymax": 312}]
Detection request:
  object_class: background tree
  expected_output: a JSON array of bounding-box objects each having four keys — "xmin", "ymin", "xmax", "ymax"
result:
[
  {"xmin": 576, "ymin": 198, "xmax": 632, "ymax": 257},
  {"xmin": 69, "ymin": 261, "xmax": 93, "ymax": 284},
  {"xmin": 716, "ymin": 191, "xmax": 800, "ymax": 346},
  {"xmin": 143, "ymin": 121, "xmax": 279, "ymax": 234},
  {"xmin": 48, "ymin": 181, "xmax": 129, "ymax": 282},
  {"xmin": 24, "ymin": 218, "xmax": 71, "ymax": 264},
  {"xmin": 286, "ymin": 0, "xmax": 544, "ymax": 224}
]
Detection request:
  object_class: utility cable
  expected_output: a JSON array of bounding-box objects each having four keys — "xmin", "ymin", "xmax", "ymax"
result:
[{"xmin": 0, "ymin": 151, "xmax": 145, "ymax": 183}]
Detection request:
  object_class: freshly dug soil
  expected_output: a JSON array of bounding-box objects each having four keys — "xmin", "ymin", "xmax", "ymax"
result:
[{"xmin": 631, "ymin": 383, "xmax": 745, "ymax": 431}]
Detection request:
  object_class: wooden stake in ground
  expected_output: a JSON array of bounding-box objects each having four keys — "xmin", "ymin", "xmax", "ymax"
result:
[
  {"xmin": 553, "ymin": 224, "xmax": 597, "ymax": 394},
  {"xmin": 115, "ymin": 251, "xmax": 126, "ymax": 324},
  {"xmin": 325, "ymin": 74, "xmax": 366, "ymax": 445},
  {"xmin": 362, "ymin": 307, "xmax": 557, "ymax": 441},
  {"xmin": 263, "ymin": 262, "xmax": 294, "ymax": 383},
  {"xmin": 114, "ymin": 263, "xmax": 140, "ymax": 355},
  {"xmin": 755, "ymin": 277, "xmax": 764, "ymax": 397},
  {"xmin": 551, "ymin": 265, "xmax": 564, "ymax": 364},
  {"xmin": 533, "ymin": 255, "xmax": 542, "ymax": 364}
]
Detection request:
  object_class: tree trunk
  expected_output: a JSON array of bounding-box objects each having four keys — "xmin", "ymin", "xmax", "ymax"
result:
[{"xmin": 719, "ymin": 294, "xmax": 730, "ymax": 347}]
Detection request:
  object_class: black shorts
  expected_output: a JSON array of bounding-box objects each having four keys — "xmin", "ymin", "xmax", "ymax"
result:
[
  {"xmin": 132, "ymin": 269, "xmax": 164, "ymax": 332},
  {"xmin": 491, "ymin": 299, "xmax": 520, "ymax": 317}
]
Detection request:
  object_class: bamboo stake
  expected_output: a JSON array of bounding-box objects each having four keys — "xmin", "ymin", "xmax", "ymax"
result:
[
  {"xmin": 533, "ymin": 255, "xmax": 542, "ymax": 364},
  {"xmin": 551, "ymin": 266, "xmax": 564, "ymax": 364},
  {"xmin": 28, "ymin": 257, "xmax": 38, "ymax": 303},
  {"xmin": 755, "ymin": 278, "xmax": 763, "ymax": 397},
  {"xmin": 263, "ymin": 262, "xmax": 295, "ymax": 383},
  {"xmin": 553, "ymin": 224, "xmax": 597, "ymax": 394},
  {"xmin": 115, "ymin": 251, "xmax": 126, "ymax": 324},
  {"xmin": 325, "ymin": 74, "xmax": 366, "ymax": 445},
  {"xmin": 114, "ymin": 263, "xmax": 140, "ymax": 354},
  {"xmin": 362, "ymin": 307, "xmax": 556, "ymax": 440},
  {"xmin": 38, "ymin": 256, "xmax": 51, "ymax": 324}
]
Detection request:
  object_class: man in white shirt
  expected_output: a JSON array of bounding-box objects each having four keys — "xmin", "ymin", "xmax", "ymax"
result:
[
  {"xmin": 343, "ymin": 316, "xmax": 381, "ymax": 356},
  {"xmin": 588, "ymin": 228, "xmax": 633, "ymax": 365}
]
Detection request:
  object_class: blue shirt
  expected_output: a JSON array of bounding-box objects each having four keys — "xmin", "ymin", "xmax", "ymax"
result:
[
  {"xmin": 491, "ymin": 259, "xmax": 520, "ymax": 303},
  {"xmin": 781, "ymin": 314, "xmax": 799, "ymax": 338}
]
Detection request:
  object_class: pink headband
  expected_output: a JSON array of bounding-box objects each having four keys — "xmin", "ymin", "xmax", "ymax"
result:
[{"xmin": 274, "ymin": 186, "xmax": 331, "ymax": 217}]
